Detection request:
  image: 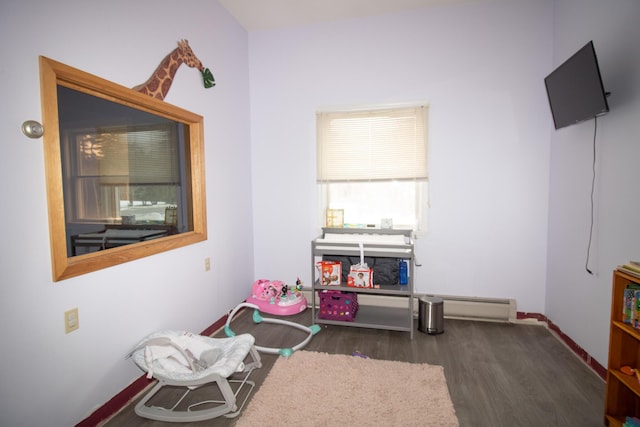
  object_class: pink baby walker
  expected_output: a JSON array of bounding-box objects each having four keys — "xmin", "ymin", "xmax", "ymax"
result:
[
  {"xmin": 246, "ymin": 278, "xmax": 307, "ymax": 316},
  {"xmin": 226, "ymin": 278, "xmax": 318, "ymax": 357}
]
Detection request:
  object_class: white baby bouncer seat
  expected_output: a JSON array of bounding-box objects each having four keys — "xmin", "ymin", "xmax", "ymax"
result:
[{"xmin": 128, "ymin": 330, "xmax": 261, "ymax": 422}]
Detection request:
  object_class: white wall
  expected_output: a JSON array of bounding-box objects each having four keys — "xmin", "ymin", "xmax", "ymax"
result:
[
  {"xmin": 546, "ymin": 0, "xmax": 640, "ymax": 367},
  {"xmin": 0, "ymin": 1, "xmax": 253, "ymax": 426},
  {"xmin": 2, "ymin": 0, "xmax": 637, "ymax": 424},
  {"xmin": 249, "ymin": 2, "xmax": 553, "ymax": 313}
]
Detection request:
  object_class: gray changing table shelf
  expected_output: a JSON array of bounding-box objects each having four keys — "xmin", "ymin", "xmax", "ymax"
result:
[{"xmin": 311, "ymin": 227, "xmax": 415, "ymax": 339}]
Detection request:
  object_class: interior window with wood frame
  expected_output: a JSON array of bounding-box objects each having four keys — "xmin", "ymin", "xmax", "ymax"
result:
[{"xmin": 40, "ymin": 56, "xmax": 207, "ymax": 281}]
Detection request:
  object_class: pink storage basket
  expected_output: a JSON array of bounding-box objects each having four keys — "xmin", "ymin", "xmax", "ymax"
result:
[{"xmin": 318, "ymin": 290, "xmax": 359, "ymax": 321}]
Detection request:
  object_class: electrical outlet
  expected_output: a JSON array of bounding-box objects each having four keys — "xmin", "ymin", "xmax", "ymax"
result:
[
  {"xmin": 204, "ymin": 257, "xmax": 211, "ymax": 271},
  {"xmin": 64, "ymin": 308, "xmax": 79, "ymax": 334}
]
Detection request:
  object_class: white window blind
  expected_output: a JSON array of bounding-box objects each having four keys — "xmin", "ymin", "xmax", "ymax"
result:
[
  {"xmin": 316, "ymin": 106, "xmax": 428, "ymax": 182},
  {"xmin": 124, "ymin": 126, "xmax": 180, "ymax": 184},
  {"xmin": 76, "ymin": 124, "xmax": 181, "ymax": 185}
]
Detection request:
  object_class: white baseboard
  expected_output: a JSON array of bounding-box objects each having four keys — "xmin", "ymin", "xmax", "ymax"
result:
[
  {"xmin": 303, "ymin": 290, "xmax": 515, "ymax": 322},
  {"xmin": 435, "ymin": 295, "xmax": 516, "ymax": 322}
]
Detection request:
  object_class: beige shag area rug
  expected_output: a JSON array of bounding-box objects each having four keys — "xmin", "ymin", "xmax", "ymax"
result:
[{"xmin": 235, "ymin": 350, "xmax": 458, "ymax": 427}]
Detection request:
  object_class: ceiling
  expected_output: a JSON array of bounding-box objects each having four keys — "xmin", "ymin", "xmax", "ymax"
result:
[{"xmin": 218, "ymin": 0, "xmax": 478, "ymax": 32}]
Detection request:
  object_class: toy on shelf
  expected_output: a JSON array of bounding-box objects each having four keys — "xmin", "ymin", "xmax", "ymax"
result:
[
  {"xmin": 621, "ymin": 365, "xmax": 640, "ymax": 383},
  {"xmin": 246, "ymin": 278, "xmax": 307, "ymax": 316}
]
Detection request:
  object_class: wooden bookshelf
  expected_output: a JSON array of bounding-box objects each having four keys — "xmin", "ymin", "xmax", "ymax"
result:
[{"xmin": 605, "ymin": 270, "xmax": 640, "ymax": 426}]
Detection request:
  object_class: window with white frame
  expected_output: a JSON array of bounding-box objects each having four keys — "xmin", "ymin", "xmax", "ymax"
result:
[{"xmin": 316, "ymin": 105, "xmax": 429, "ymax": 232}]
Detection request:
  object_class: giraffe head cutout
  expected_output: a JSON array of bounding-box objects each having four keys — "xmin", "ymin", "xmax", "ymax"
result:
[
  {"xmin": 133, "ymin": 39, "xmax": 215, "ymax": 100},
  {"xmin": 177, "ymin": 39, "xmax": 204, "ymax": 71}
]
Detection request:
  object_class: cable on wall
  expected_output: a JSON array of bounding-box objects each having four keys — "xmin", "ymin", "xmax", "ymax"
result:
[{"xmin": 585, "ymin": 116, "xmax": 598, "ymax": 275}]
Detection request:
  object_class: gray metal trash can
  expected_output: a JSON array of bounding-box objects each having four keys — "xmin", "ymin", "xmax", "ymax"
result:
[{"xmin": 418, "ymin": 296, "xmax": 444, "ymax": 334}]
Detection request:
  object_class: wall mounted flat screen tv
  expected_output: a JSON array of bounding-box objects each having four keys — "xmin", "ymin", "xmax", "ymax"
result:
[{"xmin": 544, "ymin": 41, "xmax": 609, "ymax": 130}]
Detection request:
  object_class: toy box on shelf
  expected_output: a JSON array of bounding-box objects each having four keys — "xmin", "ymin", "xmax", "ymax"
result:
[
  {"xmin": 346, "ymin": 242, "xmax": 374, "ymax": 288},
  {"xmin": 317, "ymin": 290, "xmax": 359, "ymax": 321},
  {"xmin": 347, "ymin": 263, "xmax": 373, "ymax": 288},
  {"xmin": 316, "ymin": 260, "xmax": 342, "ymax": 286}
]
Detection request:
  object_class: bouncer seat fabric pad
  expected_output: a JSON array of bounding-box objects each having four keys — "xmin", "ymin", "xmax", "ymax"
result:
[{"xmin": 131, "ymin": 330, "xmax": 255, "ymax": 381}]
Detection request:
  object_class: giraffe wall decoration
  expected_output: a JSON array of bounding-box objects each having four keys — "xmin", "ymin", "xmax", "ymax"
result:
[{"xmin": 133, "ymin": 39, "xmax": 215, "ymax": 100}]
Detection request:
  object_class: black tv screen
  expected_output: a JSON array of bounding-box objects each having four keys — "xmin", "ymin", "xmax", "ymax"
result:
[{"xmin": 544, "ymin": 41, "xmax": 609, "ymax": 130}]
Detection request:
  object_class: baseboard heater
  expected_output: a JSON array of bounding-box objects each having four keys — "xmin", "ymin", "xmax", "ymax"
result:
[{"xmin": 303, "ymin": 290, "xmax": 515, "ymax": 322}]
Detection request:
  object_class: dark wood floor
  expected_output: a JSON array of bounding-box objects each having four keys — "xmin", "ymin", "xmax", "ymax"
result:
[{"xmin": 105, "ymin": 309, "xmax": 605, "ymax": 427}]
